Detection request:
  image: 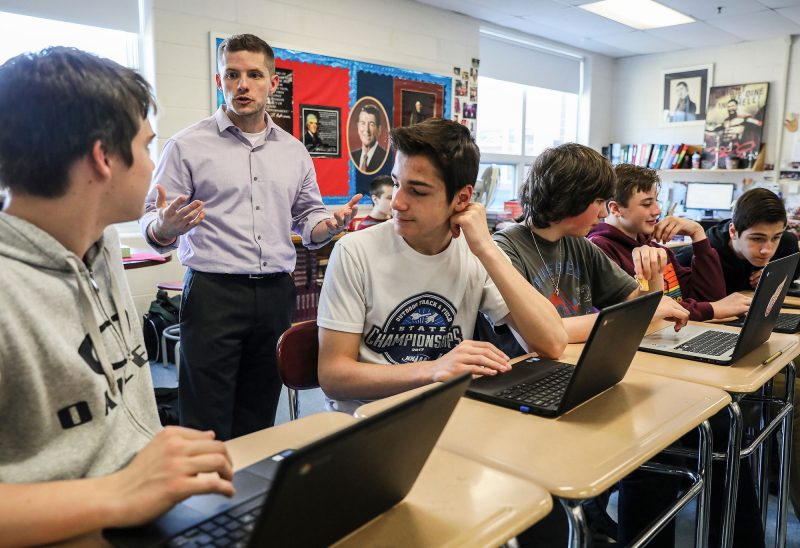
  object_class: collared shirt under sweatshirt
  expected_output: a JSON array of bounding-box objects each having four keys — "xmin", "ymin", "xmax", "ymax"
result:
[{"xmin": 588, "ymin": 222, "xmax": 726, "ymax": 321}]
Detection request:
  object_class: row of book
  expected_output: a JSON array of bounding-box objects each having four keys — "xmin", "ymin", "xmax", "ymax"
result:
[{"xmin": 601, "ymin": 143, "xmax": 701, "ymax": 170}]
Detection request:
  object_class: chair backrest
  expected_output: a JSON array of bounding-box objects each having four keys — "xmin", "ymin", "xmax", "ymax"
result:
[{"xmin": 276, "ymin": 320, "xmax": 320, "ymax": 390}]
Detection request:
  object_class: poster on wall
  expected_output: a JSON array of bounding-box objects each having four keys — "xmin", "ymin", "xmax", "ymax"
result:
[
  {"xmin": 348, "ymin": 97, "xmax": 390, "ymax": 174},
  {"xmin": 210, "ymin": 32, "xmax": 451, "ymax": 204},
  {"xmin": 661, "ymin": 65, "xmax": 712, "ymax": 125},
  {"xmin": 301, "ymin": 105, "xmax": 340, "ymax": 157},
  {"xmin": 702, "ymin": 82, "xmax": 768, "ymax": 168},
  {"xmin": 393, "ymin": 79, "xmax": 443, "ymax": 128},
  {"xmin": 266, "ymin": 68, "xmax": 293, "ymax": 134}
]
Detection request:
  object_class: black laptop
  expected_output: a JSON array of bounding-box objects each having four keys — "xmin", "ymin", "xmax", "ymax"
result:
[
  {"xmin": 725, "ymin": 310, "xmax": 800, "ymax": 334},
  {"xmin": 467, "ymin": 291, "xmax": 661, "ymax": 417},
  {"xmin": 105, "ymin": 374, "xmax": 470, "ymax": 548},
  {"xmin": 639, "ymin": 253, "xmax": 799, "ymax": 365}
]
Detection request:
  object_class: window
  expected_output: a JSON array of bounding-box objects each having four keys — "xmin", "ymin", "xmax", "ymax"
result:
[
  {"xmin": 0, "ymin": 10, "xmax": 142, "ymax": 233},
  {"xmin": 0, "ymin": 11, "xmax": 138, "ymax": 67},
  {"xmin": 477, "ymin": 76, "xmax": 579, "ymax": 211}
]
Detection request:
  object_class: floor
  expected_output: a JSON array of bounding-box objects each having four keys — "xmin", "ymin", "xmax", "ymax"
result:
[{"xmin": 151, "ymin": 360, "xmax": 799, "ymax": 546}]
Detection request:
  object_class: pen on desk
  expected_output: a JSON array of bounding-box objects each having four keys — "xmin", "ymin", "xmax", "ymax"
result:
[{"xmin": 763, "ymin": 350, "xmax": 783, "ymax": 365}]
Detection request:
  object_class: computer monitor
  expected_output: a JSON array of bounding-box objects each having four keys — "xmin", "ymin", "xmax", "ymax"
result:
[{"xmin": 684, "ymin": 182, "xmax": 735, "ymax": 218}]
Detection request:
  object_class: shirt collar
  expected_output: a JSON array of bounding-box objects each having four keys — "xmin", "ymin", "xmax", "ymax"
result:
[{"xmin": 214, "ymin": 106, "xmax": 276, "ymax": 137}]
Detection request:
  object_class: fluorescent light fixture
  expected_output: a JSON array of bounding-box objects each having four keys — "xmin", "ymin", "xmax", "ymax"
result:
[{"xmin": 580, "ymin": 0, "xmax": 694, "ymax": 30}]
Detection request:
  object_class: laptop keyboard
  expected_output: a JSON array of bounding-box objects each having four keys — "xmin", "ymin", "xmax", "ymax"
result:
[
  {"xmin": 167, "ymin": 496, "xmax": 262, "ymax": 547},
  {"xmin": 775, "ymin": 313, "xmax": 800, "ymax": 332},
  {"xmin": 493, "ymin": 363, "xmax": 574, "ymax": 408},
  {"xmin": 728, "ymin": 312, "xmax": 800, "ymax": 333},
  {"xmin": 675, "ymin": 331, "xmax": 738, "ymax": 356}
]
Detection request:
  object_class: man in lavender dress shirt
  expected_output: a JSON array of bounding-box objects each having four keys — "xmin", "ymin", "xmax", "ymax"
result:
[{"xmin": 140, "ymin": 34, "xmax": 360, "ymax": 439}]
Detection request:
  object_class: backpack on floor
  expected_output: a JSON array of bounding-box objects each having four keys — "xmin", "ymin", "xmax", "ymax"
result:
[{"xmin": 142, "ymin": 289, "xmax": 181, "ymax": 363}]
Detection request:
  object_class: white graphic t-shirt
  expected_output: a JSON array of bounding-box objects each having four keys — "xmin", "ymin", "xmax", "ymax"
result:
[{"xmin": 317, "ymin": 220, "xmax": 510, "ymax": 413}]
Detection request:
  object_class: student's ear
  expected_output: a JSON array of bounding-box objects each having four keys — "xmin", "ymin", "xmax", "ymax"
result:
[
  {"xmin": 89, "ymin": 140, "xmax": 113, "ymax": 182},
  {"xmin": 729, "ymin": 222, "xmax": 739, "ymax": 241},
  {"xmin": 452, "ymin": 185, "xmax": 473, "ymax": 212},
  {"xmin": 607, "ymin": 199, "xmax": 623, "ymax": 217},
  {"xmin": 215, "ymin": 73, "xmax": 223, "ymax": 92}
]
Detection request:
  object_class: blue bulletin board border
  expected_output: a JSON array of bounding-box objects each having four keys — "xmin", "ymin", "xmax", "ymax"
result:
[{"xmin": 210, "ymin": 33, "xmax": 452, "ymax": 205}]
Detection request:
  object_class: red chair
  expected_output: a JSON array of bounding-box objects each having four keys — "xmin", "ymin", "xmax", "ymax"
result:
[{"xmin": 276, "ymin": 321, "xmax": 320, "ymax": 420}]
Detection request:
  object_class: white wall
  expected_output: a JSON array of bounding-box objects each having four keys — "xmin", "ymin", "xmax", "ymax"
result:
[
  {"xmin": 781, "ymin": 35, "xmax": 800, "ymax": 168},
  {"xmin": 611, "ymin": 36, "xmax": 792, "ymax": 167},
  {"xmin": 150, "ymin": 0, "xmax": 481, "ymax": 150}
]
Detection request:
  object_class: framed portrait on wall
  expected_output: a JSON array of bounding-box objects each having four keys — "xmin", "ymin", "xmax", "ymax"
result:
[
  {"xmin": 661, "ymin": 64, "xmax": 713, "ymax": 125},
  {"xmin": 209, "ymin": 32, "xmax": 229, "ymax": 113},
  {"xmin": 347, "ymin": 96, "xmax": 390, "ymax": 175},
  {"xmin": 393, "ymin": 79, "xmax": 444, "ymax": 128},
  {"xmin": 300, "ymin": 105, "xmax": 340, "ymax": 157}
]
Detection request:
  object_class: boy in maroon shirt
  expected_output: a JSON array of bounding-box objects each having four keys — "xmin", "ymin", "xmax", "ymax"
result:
[
  {"xmin": 349, "ymin": 175, "xmax": 392, "ymax": 231},
  {"xmin": 588, "ymin": 164, "xmax": 750, "ymax": 321}
]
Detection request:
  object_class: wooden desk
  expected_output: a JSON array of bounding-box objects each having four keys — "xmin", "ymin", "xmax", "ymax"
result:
[
  {"xmin": 357, "ymin": 370, "xmax": 729, "ymax": 547},
  {"xmin": 631, "ymin": 320, "xmax": 799, "ymax": 548},
  {"xmin": 228, "ymin": 413, "xmax": 553, "ymax": 548},
  {"xmin": 357, "ymin": 371, "xmax": 728, "ymax": 499},
  {"xmin": 634, "ymin": 320, "xmax": 798, "ymax": 393},
  {"xmin": 67, "ymin": 412, "xmax": 551, "ymax": 547}
]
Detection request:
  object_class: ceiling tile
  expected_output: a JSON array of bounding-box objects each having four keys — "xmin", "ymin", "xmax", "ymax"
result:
[
  {"xmin": 776, "ymin": 5, "xmax": 800, "ymax": 22},
  {"xmin": 706, "ymin": 8, "xmax": 800, "ymax": 40},
  {"xmin": 756, "ymin": 0, "xmax": 800, "ymax": 7},
  {"xmin": 592, "ymin": 30, "xmax": 683, "ymax": 55},
  {"xmin": 521, "ymin": 5, "xmax": 635, "ymax": 37},
  {"xmin": 658, "ymin": 0, "xmax": 771, "ymax": 19},
  {"xmin": 647, "ymin": 21, "xmax": 743, "ymax": 48}
]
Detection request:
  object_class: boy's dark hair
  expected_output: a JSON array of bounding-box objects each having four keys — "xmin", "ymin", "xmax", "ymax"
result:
[
  {"xmin": 0, "ymin": 47, "xmax": 156, "ymax": 198},
  {"xmin": 731, "ymin": 188, "xmax": 786, "ymax": 233},
  {"xmin": 390, "ymin": 118, "xmax": 479, "ymax": 202},
  {"xmin": 519, "ymin": 143, "xmax": 615, "ymax": 228},
  {"xmin": 369, "ymin": 175, "xmax": 393, "ymax": 197},
  {"xmin": 612, "ymin": 164, "xmax": 661, "ymax": 207},
  {"xmin": 218, "ymin": 33, "xmax": 275, "ymax": 76}
]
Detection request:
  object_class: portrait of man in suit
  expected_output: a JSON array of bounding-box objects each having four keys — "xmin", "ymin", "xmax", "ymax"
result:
[
  {"xmin": 351, "ymin": 103, "xmax": 388, "ymax": 175},
  {"xmin": 670, "ymin": 81, "xmax": 697, "ymax": 122},
  {"xmin": 303, "ymin": 111, "xmax": 324, "ymax": 151}
]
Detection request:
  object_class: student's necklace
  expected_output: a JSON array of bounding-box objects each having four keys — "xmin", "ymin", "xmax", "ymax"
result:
[{"xmin": 531, "ymin": 231, "xmax": 562, "ymax": 297}]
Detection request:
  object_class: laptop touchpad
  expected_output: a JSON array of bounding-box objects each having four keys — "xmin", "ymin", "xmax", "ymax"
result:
[{"xmin": 183, "ymin": 470, "xmax": 269, "ymax": 514}]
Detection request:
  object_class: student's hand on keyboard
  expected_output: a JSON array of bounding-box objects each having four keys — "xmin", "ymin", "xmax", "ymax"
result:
[
  {"xmin": 651, "ymin": 216, "xmax": 705, "ymax": 244},
  {"xmin": 655, "ymin": 296, "xmax": 689, "ymax": 331},
  {"xmin": 632, "ymin": 246, "xmax": 667, "ymax": 290},
  {"xmin": 105, "ymin": 426, "xmax": 235, "ymax": 527},
  {"xmin": 428, "ymin": 340, "xmax": 510, "ymax": 382},
  {"xmin": 711, "ymin": 292, "xmax": 752, "ymax": 320}
]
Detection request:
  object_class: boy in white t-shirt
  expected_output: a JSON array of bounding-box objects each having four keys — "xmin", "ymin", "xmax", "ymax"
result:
[{"xmin": 317, "ymin": 118, "xmax": 567, "ymax": 413}]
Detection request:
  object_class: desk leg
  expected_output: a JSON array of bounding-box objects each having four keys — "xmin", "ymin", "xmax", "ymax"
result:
[
  {"xmin": 758, "ymin": 378, "xmax": 774, "ymax": 526},
  {"xmin": 776, "ymin": 361, "xmax": 796, "ymax": 548},
  {"xmin": 560, "ymin": 498, "xmax": 588, "ymax": 548},
  {"xmin": 696, "ymin": 419, "xmax": 713, "ymax": 548},
  {"xmin": 721, "ymin": 401, "xmax": 743, "ymax": 548}
]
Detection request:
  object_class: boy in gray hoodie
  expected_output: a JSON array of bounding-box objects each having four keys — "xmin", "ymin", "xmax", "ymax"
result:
[{"xmin": 0, "ymin": 48, "xmax": 235, "ymax": 545}]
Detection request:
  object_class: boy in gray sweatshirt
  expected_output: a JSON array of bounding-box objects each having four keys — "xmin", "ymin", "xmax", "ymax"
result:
[{"xmin": 0, "ymin": 47, "xmax": 234, "ymax": 545}]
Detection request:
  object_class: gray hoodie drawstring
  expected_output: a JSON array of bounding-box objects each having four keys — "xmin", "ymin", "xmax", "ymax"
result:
[{"xmin": 66, "ymin": 256, "xmax": 119, "ymax": 395}]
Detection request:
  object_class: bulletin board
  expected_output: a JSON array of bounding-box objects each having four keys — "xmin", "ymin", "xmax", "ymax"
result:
[{"xmin": 211, "ymin": 33, "xmax": 452, "ymax": 204}]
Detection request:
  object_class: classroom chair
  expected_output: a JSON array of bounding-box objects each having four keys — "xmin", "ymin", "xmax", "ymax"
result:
[
  {"xmin": 156, "ymin": 280, "xmax": 182, "ymax": 370},
  {"xmin": 276, "ymin": 320, "xmax": 320, "ymax": 420}
]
